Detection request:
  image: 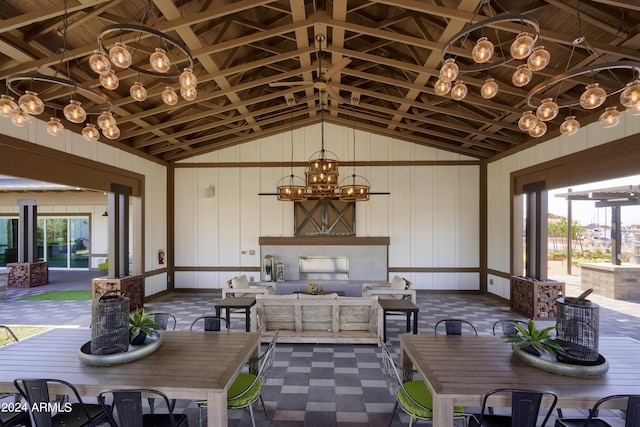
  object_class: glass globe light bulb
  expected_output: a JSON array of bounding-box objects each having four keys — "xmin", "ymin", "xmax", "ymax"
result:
[
  {"xmin": 481, "ymin": 78, "xmax": 498, "ymax": 99},
  {"xmin": 109, "ymin": 42, "xmax": 132, "ymax": 69},
  {"xmin": 63, "ymin": 99, "xmax": 87, "ymax": 124},
  {"xmin": 434, "ymin": 79, "xmax": 451, "ymax": 96},
  {"xmin": 162, "ymin": 87, "xmax": 179, "ymax": 106},
  {"xmin": 11, "ymin": 111, "xmax": 32, "ymax": 127},
  {"xmin": 180, "ymin": 86, "xmax": 197, "ymax": 101},
  {"xmin": 100, "ymin": 70, "xmax": 119, "ymax": 90},
  {"xmin": 451, "ymin": 81, "xmax": 467, "ymax": 101},
  {"xmin": 627, "ymin": 104, "xmax": 640, "ymax": 116},
  {"xmin": 527, "ymin": 46, "xmax": 550, "ymax": 71},
  {"xmin": 97, "ymin": 111, "xmax": 117, "ymax": 130},
  {"xmin": 620, "ymin": 81, "xmax": 640, "ymax": 107},
  {"xmin": 528, "ymin": 120, "xmax": 547, "ymax": 138},
  {"xmin": 130, "ymin": 82, "xmax": 148, "ymax": 102},
  {"xmin": 518, "ymin": 111, "xmax": 538, "ymax": 131},
  {"xmin": 88, "ymin": 51, "xmax": 111, "ymax": 74},
  {"xmin": 439, "ymin": 58, "xmax": 459, "ymax": 83},
  {"xmin": 18, "ymin": 90, "xmax": 44, "ymax": 115},
  {"xmin": 82, "ymin": 123, "xmax": 100, "ymax": 141},
  {"xmin": 559, "ymin": 116, "xmax": 580, "ymax": 136},
  {"xmin": 599, "ymin": 106, "xmax": 621, "ymax": 128},
  {"xmin": 150, "ymin": 48, "xmax": 171, "ymax": 73},
  {"xmin": 102, "ymin": 125, "xmax": 121, "ymax": 140},
  {"xmin": 46, "ymin": 117, "xmax": 65, "ymax": 136},
  {"xmin": 580, "ymin": 83, "xmax": 606, "ymax": 109},
  {"xmin": 510, "ymin": 32, "xmax": 534, "ymax": 59},
  {"xmin": 472, "ymin": 37, "xmax": 494, "ymax": 64},
  {"xmin": 180, "ymin": 68, "xmax": 197, "ymax": 88},
  {"xmin": 512, "ymin": 65, "xmax": 532, "ymax": 87},
  {"xmin": 536, "ymin": 98, "xmax": 559, "ymax": 121},
  {"xmin": 0, "ymin": 95, "xmax": 19, "ymax": 118}
]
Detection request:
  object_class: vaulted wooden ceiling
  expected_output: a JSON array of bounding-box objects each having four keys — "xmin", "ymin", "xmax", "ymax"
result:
[{"xmin": 1, "ymin": 0, "xmax": 639, "ymax": 162}]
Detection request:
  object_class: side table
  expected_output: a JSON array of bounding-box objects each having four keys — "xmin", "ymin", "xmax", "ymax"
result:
[
  {"xmin": 378, "ymin": 298, "xmax": 419, "ymax": 342},
  {"xmin": 215, "ymin": 296, "xmax": 257, "ymax": 332}
]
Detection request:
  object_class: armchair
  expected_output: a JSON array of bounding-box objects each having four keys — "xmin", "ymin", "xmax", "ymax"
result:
[
  {"xmin": 363, "ymin": 275, "xmax": 416, "ymax": 302},
  {"xmin": 221, "ymin": 275, "xmax": 273, "ymax": 298}
]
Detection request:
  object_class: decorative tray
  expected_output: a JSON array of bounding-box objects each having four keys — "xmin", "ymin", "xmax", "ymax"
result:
[{"xmin": 78, "ymin": 331, "xmax": 162, "ymax": 366}]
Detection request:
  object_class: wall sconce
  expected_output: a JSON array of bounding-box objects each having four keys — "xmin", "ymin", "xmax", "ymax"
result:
[{"xmin": 204, "ymin": 186, "xmax": 215, "ymax": 198}]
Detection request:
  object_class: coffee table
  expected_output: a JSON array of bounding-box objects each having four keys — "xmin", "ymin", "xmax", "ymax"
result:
[{"xmin": 378, "ymin": 298, "xmax": 419, "ymax": 342}]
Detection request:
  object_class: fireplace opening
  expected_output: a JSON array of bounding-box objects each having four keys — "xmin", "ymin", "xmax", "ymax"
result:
[{"xmin": 299, "ymin": 256, "xmax": 349, "ymax": 281}]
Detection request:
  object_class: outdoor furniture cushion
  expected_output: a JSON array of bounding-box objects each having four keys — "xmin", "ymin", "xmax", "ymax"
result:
[
  {"xmin": 297, "ymin": 292, "xmax": 338, "ymax": 299},
  {"xmin": 231, "ymin": 275, "xmax": 250, "ymax": 289},
  {"xmin": 390, "ymin": 275, "xmax": 407, "ymax": 290}
]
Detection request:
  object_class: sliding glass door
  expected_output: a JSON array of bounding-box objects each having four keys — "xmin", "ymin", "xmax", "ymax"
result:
[{"xmin": 0, "ymin": 216, "xmax": 90, "ymax": 269}]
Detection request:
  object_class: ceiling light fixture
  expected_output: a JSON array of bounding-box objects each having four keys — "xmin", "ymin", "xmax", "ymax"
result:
[
  {"xmin": 276, "ymin": 109, "xmax": 307, "ymax": 202},
  {"xmin": 435, "ymin": 1, "xmax": 542, "ymax": 100},
  {"xmin": 339, "ymin": 121, "xmax": 370, "ymax": 202},
  {"xmin": 90, "ymin": 0, "xmax": 197, "ymax": 107},
  {"xmin": 305, "ymin": 107, "xmax": 339, "ymax": 199},
  {"xmin": 4, "ymin": 0, "xmax": 113, "ymax": 139}
]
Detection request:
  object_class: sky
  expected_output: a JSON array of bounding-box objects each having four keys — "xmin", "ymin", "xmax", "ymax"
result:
[{"xmin": 548, "ymin": 175, "xmax": 640, "ymax": 227}]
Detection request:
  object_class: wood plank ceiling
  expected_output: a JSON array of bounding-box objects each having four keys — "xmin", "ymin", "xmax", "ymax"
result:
[{"xmin": 0, "ymin": 0, "xmax": 639, "ymax": 163}]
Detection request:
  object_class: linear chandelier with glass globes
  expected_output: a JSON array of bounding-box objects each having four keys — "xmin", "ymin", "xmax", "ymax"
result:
[{"xmin": 434, "ymin": 1, "xmax": 640, "ymax": 139}]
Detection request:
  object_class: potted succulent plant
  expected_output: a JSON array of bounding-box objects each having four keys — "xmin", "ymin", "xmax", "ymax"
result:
[
  {"xmin": 129, "ymin": 307, "xmax": 160, "ymax": 345},
  {"xmin": 504, "ymin": 319, "xmax": 565, "ymax": 358}
]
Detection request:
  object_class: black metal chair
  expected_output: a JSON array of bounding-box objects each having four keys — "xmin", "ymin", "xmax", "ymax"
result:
[
  {"xmin": 98, "ymin": 388, "xmax": 188, "ymax": 427},
  {"xmin": 150, "ymin": 312, "xmax": 177, "ymax": 331},
  {"xmin": 492, "ymin": 319, "xmax": 527, "ymax": 336},
  {"xmin": 0, "ymin": 392, "xmax": 30, "ymax": 427},
  {"xmin": 14, "ymin": 378, "xmax": 112, "ymax": 427},
  {"xmin": 189, "ymin": 316, "xmax": 229, "ymax": 331},
  {"xmin": 0, "ymin": 326, "xmax": 19, "ymax": 343},
  {"xmin": 554, "ymin": 394, "xmax": 640, "ymax": 427},
  {"xmin": 469, "ymin": 388, "xmax": 558, "ymax": 427},
  {"xmin": 434, "ymin": 319, "xmax": 478, "ymax": 335}
]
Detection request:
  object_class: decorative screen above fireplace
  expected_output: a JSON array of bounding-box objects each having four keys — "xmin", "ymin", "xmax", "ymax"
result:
[{"xmin": 294, "ymin": 199, "xmax": 355, "ymax": 236}]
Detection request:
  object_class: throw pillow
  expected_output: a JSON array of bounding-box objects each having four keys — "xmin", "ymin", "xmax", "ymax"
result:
[
  {"xmin": 231, "ymin": 275, "xmax": 250, "ymax": 289},
  {"xmin": 390, "ymin": 275, "xmax": 406, "ymax": 290}
]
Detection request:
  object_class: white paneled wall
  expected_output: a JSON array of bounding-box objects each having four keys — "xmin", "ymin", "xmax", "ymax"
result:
[
  {"xmin": 174, "ymin": 123, "xmax": 480, "ymax": 290},
  {"xmin": 487, "ymin": 113, "xmax": 640, "ymax": 299}
]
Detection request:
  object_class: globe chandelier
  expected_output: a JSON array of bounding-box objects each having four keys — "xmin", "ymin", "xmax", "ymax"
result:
[
  {"xmin": 434, "ymin": 0, "xmax": 542, "ymax": 102},
  {"xmin": 2, "ymin": 0, "xmax": 113, "ymax": 140},
  {"xmin": 338, "ymin": 122, "xmax": 370, "ymax": 202},
  {"xmin": 88, "ymin": 0, "xmax": 197, "ymax": 107},
  {"xmin": 276, "ymin": 109, "xmax": 308, "ymax": 202},
  {"xmin": 523, "ymin": 37, "xmax": 640, "ymax": 137}
]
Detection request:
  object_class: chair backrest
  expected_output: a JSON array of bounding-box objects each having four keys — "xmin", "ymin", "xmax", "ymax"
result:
[
  {"xmin": 477, "ymin": 388, "xmax": 558, "ymax": 427},
  {"xmin": 190, "ymin": 315, "xmax": 228, "ymax": 331},
  {"xmin": 151, "ymin": 312, "xmax": 177, "ymax": 330},
  {"xmin": 0, "ymin": 325, "xmax": 18, "ymax": 343},
  {"xmin": 229, "ymin": 331, "xmax": 277, "ymax": 402},
  {"xmin": 434, "ymin": 319, "xmax": 478, "ymax": 335},
  {"xmin": 492, "ymin": 319, "xmax": 526, "ymax": 336},
  {"xmin": 13, "ymin": 378, "xmax": 94, "ymax": 427},
  {"xmin": 586, "ymin": 394, "xmax": 640, "ymax": 427},
  {"xmin": 98, "ymin": 389, "xmax": 179, "ymax": 427},
  {"xmin": 380, "ymin": 343, "xmax": 431, "ymax": 416}
]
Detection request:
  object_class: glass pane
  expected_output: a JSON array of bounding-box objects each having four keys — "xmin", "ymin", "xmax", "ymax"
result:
[
  {"xmin": 70, "ymin": 217, "xmax": 89, "ymax": 268},
  {"xmin": 46, "ymin": 218, "xmax": 68, "ymax": 268},
  {"xmin": 37, "ymin": 218, "xmax": 44, "ymax": 262},
  {"xmin": 0, "ymin": 218, "xmax": 18, "ymax": 267}
]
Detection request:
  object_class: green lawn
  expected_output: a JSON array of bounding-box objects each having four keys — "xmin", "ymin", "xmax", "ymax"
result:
[{"xmin": 0, "ymin": 326, "xmax": 50, "ymax": 347}]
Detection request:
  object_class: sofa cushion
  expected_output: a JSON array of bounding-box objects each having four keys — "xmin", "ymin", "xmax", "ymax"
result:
[
  {"xmin": 256, "ymin": 293, "xmax": 298, "ymax": 299},
  {"xmin": 231, "ymin": 275, "xmax": 250, "ymax": 289},
  {"xmin": 390, "ymin": 275, "xmax": 406, "ymax": 290}
]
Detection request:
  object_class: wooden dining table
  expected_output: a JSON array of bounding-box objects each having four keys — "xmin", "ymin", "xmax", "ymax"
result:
[
  {"xmin": 0, "ymin": 328, "xmax": 261, "ymax": 427},
  {"xmin": 400, "ymin": 334, "xmax": 640, "ymax": 427}
]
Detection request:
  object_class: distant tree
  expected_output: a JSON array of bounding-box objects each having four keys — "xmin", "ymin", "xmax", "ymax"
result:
[{"xmin": 548, "ymin": 217, "xmax": 585, "ymax": 254}]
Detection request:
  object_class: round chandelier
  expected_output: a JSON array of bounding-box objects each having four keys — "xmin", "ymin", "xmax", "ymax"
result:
[
  {"xmin": 277, "ymin": 109, "xmax": 308, "ymax": 202},
  {"xmin": 338, "ymin": 123, "xmax": 370, "ymax": 202},
  {"xmin": 89, "ymin": 1, "xmax": 197, "ymax": 107},
  {"xmin": 305, "ymin": 109, "xmax": 340, "ymax": 199}
]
